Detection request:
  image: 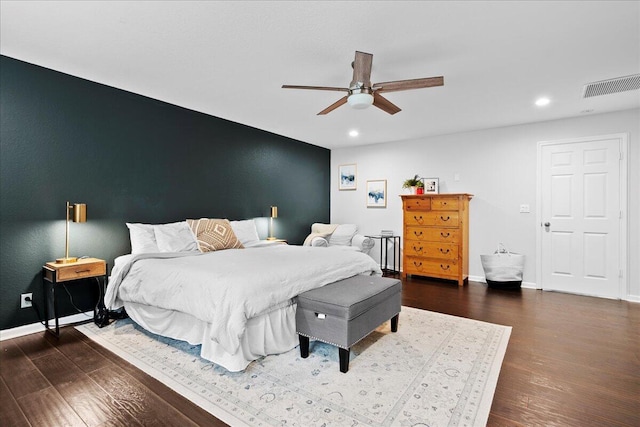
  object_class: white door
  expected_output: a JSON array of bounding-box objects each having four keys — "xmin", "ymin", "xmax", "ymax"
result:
[{"xmin": 538, "ymin": 135, "xmax": 626, "ymax": 299}]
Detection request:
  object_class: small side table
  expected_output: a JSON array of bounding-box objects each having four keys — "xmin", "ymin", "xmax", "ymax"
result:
[
  {"xmin": 366, "ymin": 235, "xmax": 401, "ymax": 276},
  {"xmin": 42, "ymin": 257, "xmax": 107, "ymax": 337}
]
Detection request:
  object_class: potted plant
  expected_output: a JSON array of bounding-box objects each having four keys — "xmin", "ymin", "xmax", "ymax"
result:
[{"xmin": 402, "ymin": 174, "xmax": 424, "ymax": 194}]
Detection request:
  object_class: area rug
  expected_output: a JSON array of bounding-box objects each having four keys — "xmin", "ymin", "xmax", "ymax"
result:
[{"xmin": 76, "ymin": 306, "xmax": 511, "ymax": 426}]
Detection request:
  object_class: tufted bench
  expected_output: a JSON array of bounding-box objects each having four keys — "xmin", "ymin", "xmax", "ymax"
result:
[{"xmin": 295, "ymin": 275, "xmax": 402, "ymax": 373}]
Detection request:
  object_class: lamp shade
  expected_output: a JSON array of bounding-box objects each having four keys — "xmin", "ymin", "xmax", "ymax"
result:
[
  {"xmin": 73, "ymin": 203, "xmax": 87, "ymax": 222},
  {"xmin": 270, "ymin": 206, "xmax": 278, "ymax": 218},
  {"xmin": 347, "ymin": 93, "xmax": 374, "ymax": 109}
]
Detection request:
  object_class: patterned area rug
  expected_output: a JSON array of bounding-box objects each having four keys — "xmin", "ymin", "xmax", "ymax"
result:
[{"xmin": 76, "ymin": 306, "xmax": 510, "ymax": 426}]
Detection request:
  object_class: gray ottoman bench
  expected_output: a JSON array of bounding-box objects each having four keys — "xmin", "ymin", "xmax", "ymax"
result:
[{"xmin": 295, "ymin": 275, "xmax": 401, "ymax": 373}]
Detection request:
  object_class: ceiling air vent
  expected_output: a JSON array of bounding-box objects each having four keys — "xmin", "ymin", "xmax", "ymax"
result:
[{"xmin": 582, "ymin": 74, "xmax": 640, "ymax": 98}]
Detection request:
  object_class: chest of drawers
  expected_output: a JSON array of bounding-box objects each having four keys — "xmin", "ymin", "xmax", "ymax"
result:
[{"xmin": 401, "ymin": 194, "xmax": 473, "ymax": 286}]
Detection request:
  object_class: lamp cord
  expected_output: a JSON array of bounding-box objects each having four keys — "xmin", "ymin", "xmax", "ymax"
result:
[{"xmin": 29, "ymin": 276, "xmax": 110, "ymax": 329}]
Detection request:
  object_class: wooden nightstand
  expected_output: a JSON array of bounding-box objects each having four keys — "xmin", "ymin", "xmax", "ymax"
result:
[{"xmin": 42, "ymin": 257, "xmax": 107, "ymax": 337}]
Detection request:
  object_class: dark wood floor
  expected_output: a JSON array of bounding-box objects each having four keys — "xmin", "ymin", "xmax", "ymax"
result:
[{"xmin": 2, "ymin": 278, "xmax": 639, "ymax": 426}]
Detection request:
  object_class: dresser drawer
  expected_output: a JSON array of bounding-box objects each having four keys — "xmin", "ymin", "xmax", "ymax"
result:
[
  {"xmin": 405, "ymin": 227, "xmax": 461, "ymax": 243},
  {"xmin": 52, "ymin": 261, "xmax": 106, "ymax": 282},
  {"xmin": 404, "ymin": 241, "xmax": 458, "ymax": 260},
  {"xmin": 431, "ymin": 197, "xmax": 459, "ymax": 211},
  {"xmin": 404, "ymin": 257, "xmax": 459, "ymax": 277},
  {"xmin": 404, "ymin": 198, "xmax": 432, "ymax": 211},
  {"xmin": 404, "ymin": 211, "xmax": 459, "ymax": 227}
]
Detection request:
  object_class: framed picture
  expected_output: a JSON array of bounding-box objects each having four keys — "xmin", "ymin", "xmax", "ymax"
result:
[
  {"xmin": 339, "ymin": 164, "xmax": 357, "ymax": 190},
  {"xmin": 423, "ymin": 177, "xmax": 439, "ymax": 194},
  {"xmin": 366, "ymin": 179, "xmax": 387, "ymax": 208}
]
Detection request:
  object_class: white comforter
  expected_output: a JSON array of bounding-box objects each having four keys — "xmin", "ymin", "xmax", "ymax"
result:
[{"xmin": 105, "ymin": 245, "xmax": 381, "ymax": 355}]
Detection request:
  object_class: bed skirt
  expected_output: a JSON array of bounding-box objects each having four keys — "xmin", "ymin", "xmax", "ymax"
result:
[{"xmin": 123, "ymin": 300, "xmax": 298, "ymax": 372}]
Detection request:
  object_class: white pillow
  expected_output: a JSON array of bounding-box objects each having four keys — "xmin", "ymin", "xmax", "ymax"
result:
[
  {"xmin": 230, "ymin": 220, "xmax": 260, "ymax": 245},
  {"xmin": 126, "ymin": 223, "xmax": 158, "ymax": 254},
  {"xmin": 328, "ymin": 224, "xmax": 358, "ymax": 246},
  {"xmin": 154, "ymin": 221, "xmax": 199, "ymax": 252}
]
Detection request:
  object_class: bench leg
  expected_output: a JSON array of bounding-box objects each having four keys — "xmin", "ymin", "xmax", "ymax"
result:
[
  {"xmin": 391, "ymin": 314, "xmax": 399, "ymax": 332},
  {"xmin": 299, "ymin": 335, "xmax": 309, "ymax": 358},
  {"xmin": 339, "ymin": 347, "xmax": 350, "ymax": 373}
]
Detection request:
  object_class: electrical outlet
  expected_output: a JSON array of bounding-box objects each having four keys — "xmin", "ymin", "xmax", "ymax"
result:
[
  {"xmin": 21, "ymin": 293, "xmax": 32, "ymax": 309},
  {"xmin": 519, "ymin": 204, "xmax": 531, "ymax": 213}
]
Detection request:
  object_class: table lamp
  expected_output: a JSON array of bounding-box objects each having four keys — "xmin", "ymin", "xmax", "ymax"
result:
[
  {"xmin": 56, "ymin": 201, "xmax": 87, "ymax": 264},
  {"xmin": 267, "ymin": 206, "xmax": 278, "ymax": 240}
]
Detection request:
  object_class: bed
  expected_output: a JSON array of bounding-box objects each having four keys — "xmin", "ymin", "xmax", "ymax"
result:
[{"xmin": 105, "ymin": 220, "xmax": 382, "ymax": 372}]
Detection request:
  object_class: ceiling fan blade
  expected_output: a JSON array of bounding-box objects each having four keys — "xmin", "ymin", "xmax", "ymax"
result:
[
  {"xmin": 373, "ymin": 92, "xmax": 401, "ymax": 115},
  {"xmin": 317, "ymin": 96, "xmax": 348, "ymax": 115},
  {"xmin": 282, "ymin": 85, "xmax": 349, "ymax": 92},
  {"xmin": 372, "ymin": 76, "xmax": 444, "ymax": 93},
  {"xmin": 350, "ymin": 51, "xmax": 373, "ymax": 88}
]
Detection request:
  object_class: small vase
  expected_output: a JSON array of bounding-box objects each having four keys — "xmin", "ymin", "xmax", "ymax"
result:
[{"xmin": 416, "ymin": 187, "xmax": 424, "ymax": 195}]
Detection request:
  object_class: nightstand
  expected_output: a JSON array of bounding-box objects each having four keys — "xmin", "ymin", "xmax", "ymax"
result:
[{"xmin": 42, "ymin": 257, "xmax": 107, "ymax": 337}]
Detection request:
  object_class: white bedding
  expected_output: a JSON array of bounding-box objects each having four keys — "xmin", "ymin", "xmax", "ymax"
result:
[{"xmin": 105, "ymin": 245, "xmax": 381, "ymax": 367}]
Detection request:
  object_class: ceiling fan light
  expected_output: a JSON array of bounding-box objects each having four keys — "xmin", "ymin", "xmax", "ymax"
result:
[{"xmin": 347, "ymin": 93, "xmax": 374, "ymax": 109}]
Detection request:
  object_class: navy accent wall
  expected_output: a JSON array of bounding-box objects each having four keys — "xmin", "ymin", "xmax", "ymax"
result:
[{"xmin": 0, "ymin": 55, "xmax": 330, "ymax": 331}]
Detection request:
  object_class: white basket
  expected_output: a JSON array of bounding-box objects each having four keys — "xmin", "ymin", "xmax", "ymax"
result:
[{"xmin": 480, "ymin": 243, "xmax": 525, "ymax": 282}]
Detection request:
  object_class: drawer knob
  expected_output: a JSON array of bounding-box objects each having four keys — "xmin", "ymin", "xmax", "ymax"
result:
[
  {"xmin": 413, "ymin": 215, "xmax": 424, "ymax": 224},
  {"xmin": 440, "ymin": 264, "xmax": 451, "ymax": 271},
  {"xmin": 440, "ymin": 216, "xmax": 450, "ymax": 221},
  {"xmin": 440, "ymin": 232, "xmax": 450, "ymax": 238},
  {"xmin": 75, "ymin": 269, "xmax": 91, "ymax": 274},
  {"xmin": 413, "ymin": 245, "xmax": 423, "ymax": 253},
  {"xmin": 439, "ymin": 248, "xmax": 450, "ymax": 254},
  {"xmin": 413, "ymin": 261, "xmax": 423, "ymax": 268},
  {"xmin": 414, "ymin": 231, "xmax": 423, "ymax": 237}
]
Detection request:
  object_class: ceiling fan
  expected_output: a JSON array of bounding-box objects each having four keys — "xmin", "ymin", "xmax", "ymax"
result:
[{"xmin": 282, "ymin": 51, "xmax": 444, "ymax": 115}]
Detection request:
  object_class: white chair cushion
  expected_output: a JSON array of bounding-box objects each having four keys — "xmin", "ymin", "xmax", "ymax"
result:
[
  {"xmin": 328, "ymin": 224, "xmax": 358, "ymax": 246},
  {"xmin": 311, "ymin": 237, "xmax": 329, "ymax": 247}
]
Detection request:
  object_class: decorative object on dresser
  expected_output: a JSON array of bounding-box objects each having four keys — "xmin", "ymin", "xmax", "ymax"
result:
[
  {"xmin": 401, "ymin": 194, "xmax": 473, "ymax": 285},
  {"xmin": 43, "ymin": 257, "xmax": 107, "ymax": 336},
  {"xmin": 423, "ymin": 177, "xmax": 439, "ymax": 194},
  {"xmin": 402, "ymin": 174, "xmax": 424, "ymax": 195}
]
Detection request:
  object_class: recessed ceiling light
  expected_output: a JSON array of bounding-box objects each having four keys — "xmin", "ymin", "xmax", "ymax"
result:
[
  {"xmin": 349, "ymin": 130, "xmax": 359, "ymax": 137},
  {"xmin": 535, "ymin": 97, "xmax": 551, "ymax": 107}
]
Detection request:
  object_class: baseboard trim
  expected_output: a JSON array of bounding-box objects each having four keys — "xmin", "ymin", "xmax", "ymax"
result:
[{"xmin": 0, "ymin": 311, "xmax": 93, "ymax": 341}]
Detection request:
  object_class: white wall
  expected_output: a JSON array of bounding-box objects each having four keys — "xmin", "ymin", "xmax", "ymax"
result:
[{"xmin": 331, "ymin": 108, "xmax": 640, "ymax": 300}]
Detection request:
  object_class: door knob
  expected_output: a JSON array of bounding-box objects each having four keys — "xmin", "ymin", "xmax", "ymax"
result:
[{"xmin": 544, "ymin": 222, "xmax": 551, "ymax": 227}]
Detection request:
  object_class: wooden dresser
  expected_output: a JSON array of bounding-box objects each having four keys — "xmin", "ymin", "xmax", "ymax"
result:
[{"xmin": 401, "ymin": 194, "xmax": 473, "ymax": 286}]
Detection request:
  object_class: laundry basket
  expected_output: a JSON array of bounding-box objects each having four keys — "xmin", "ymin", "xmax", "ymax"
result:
[{"xmin": 480, "ymin": 244, "xmax": 525, "ymax": 289}]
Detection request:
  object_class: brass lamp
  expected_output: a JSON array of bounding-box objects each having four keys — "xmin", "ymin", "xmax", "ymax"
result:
[
  {"xmin": 56, "ymin": 201, "xmax": 87, "ymax": 264},
  {"xmin": 267, "ymin": 206, "xmax": 278, "ymax": 240}
]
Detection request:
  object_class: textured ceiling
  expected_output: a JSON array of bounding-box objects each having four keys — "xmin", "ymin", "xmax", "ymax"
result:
[{"xmin": 1, "ymin": 1, "xmax": 639, "ymax": 149}]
